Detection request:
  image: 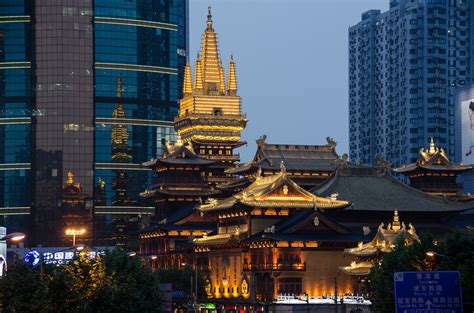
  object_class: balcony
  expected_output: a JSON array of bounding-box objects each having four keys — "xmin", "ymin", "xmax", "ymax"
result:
[{"xmin": 242, "ymin": 262, "xmax": 306, "ymax": 272}]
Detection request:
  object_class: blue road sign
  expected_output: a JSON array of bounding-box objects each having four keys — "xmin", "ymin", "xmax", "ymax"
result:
[{"xmin": 394, "ymin": 271, "xmax": 463, "ymax": 313}]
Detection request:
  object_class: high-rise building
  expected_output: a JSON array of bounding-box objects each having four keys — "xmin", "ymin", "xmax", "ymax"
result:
[
  {"xmin": 349, "ymin": 0, "xmax": 472, "ymax": 168},
  {"xmin": 0, "ymin": 0, "xmax": 188, "ymax": 246}
]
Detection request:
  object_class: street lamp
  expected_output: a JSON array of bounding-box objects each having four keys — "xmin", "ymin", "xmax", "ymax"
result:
[
  {"xmin": 128, "ymin": 251, "xmax": 137, "ymax": 257},
  {"xmin": 426, "ymin": 251, "xmax": 449, "ymax": 258},
  {"xmin": 65, "ymin": 228, "xmax": 86, "ymax": 246},
  {"xmin": 0, "ymin": 232, "xmax": 26, "ymax": 242}
]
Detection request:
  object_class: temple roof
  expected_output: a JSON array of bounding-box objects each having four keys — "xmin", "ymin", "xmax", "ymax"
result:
[
  {"xmin": 313, "ymin": 166, "xmax": 472, "ymax": 212},
  {"xmin": 339, "ymin": 211, "xmax": 420, "ymax": 276},
  {"xmin": 143, "ymin": 143, "xmax": 217, "ymax": 167},
  {"xmin": 199, "ymin": 164, "xmax": 350, "ymax": 212},
  {"xmin": 226, "ymin": 136, "xmax": 338, "ymax": 174},
  {"xmin": 344, "ymin": 210, "xmax": 419, "ymax": 258},
  {"xmin": 393, "ymin": 138, "xmax": 472, "ymax": 173}
]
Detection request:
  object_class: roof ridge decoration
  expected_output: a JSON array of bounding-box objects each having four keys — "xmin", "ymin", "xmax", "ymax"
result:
[
  {"xmin": 326, "ymin": 136, "xmax": 337, "ymax": 150},
  {"xmin": 334, "ymin": 153, "xmax": 349, "ymax": 174},
  {"xmin": 375, "ymin": 154, "xmax": 391, "ymax": 174}
]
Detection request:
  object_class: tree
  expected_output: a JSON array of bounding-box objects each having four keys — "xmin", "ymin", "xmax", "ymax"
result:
[
  {"xmin": 0, "ymin": 259, "xmax": 51, "ymax": 312},
  {"xmin": 88, "ymin": 250, "xmax": 162, "ymax": 313},
  {"xmin": 0, "ymin": 250, "xmax": 162, "ymax": 313}
]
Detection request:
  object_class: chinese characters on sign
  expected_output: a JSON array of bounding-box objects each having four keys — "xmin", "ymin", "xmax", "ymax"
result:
[{"xmin": 394, "ymin": 271, "xmax": 463, "ymax": 313}]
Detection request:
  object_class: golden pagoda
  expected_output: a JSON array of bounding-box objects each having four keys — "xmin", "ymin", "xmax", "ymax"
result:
[
  {"xmin": 174, "ymin": 7, "xmax": 247, "ymax": 185},
  {"xmin": 111, "ymin": 74, "xmax": 133, "ymax": 206},
  {"xmin": 339, "ymin": 210, "xmax": 419, "ymax": 276}
]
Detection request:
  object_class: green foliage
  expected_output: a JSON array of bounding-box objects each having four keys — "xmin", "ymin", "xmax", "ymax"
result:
[
  {"xmin": 369, "ymin": 233, "xmax": 474, "ymax": 313},
  {"xmin": 89, "ymin": 250, "xmax": 162, "ymax": 312},
  {"xmin": 0, "ymin": 250, "xmax": 162, "ymax": 313}
]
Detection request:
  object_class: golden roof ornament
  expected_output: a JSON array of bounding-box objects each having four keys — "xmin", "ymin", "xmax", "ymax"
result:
[
  {"xmin": 66, "ymin": 171, "xmax": 74, "ymax": 185},
  {"xmin": 206, "ymin": 6, "xmax": 213, "ymax": 31},
  {"xmin": 193, "ymin": 53, "xmax": 204, "ymax": 93},
  {"xmin": 227, "ymin": 54, "xmax": 237, "ymax": 96},
  {"xmin": 183, "ymin": 60, "xmax": 193, "ymax": 95},
  {"xmin": 429, "ymin": 137, "xmax": 436, "ymax": 154}
]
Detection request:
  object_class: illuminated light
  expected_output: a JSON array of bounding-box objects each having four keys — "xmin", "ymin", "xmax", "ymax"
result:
[
  {"xmin": 95, "ymin": 62, "xmax": 177, "ymax": 75},
  {"xmin": 24, "ymin": 250, "xmax": 40, "ymax": 267},
  {"xmin": 95, "ymin": 16, "xmax": 177, "ymax": 31},
  {"xmin": 65, "ymin": 228, "xmax": 86, "ymax": 236}
]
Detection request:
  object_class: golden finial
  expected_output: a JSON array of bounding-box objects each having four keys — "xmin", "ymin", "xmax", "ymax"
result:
[
  {"xmin": 429, "ymin": 137, "xmax": 436, "ymax": 154},
  {"xmin": 66, "ymin": 171, "xmax": 74, "ymax": 184},
  {"xmin": 194, "ymin": 53, "xmax": 204, "ymax": 93},
  {"xmin": 219, "ymin": 61, "xmax": 226, "ymax": 94},
  {"xmin": 183, "ymin": 60, "xmax": 193, "ymax": 95},
  {"xmin": 392, "ymin": 210, "xmax": 401, "ymax": 231},
  {"xmin": 206, "ymin": 6, "xmax": 213, "ymax": 31},
  {"xmin": 227, "ymin": 54, "xmax": 237, "ymax": 96}
]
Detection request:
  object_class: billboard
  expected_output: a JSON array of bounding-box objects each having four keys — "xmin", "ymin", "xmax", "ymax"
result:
[{"xmin": 461, "ymin": 99, "xmax": 474, "ymax": 164}]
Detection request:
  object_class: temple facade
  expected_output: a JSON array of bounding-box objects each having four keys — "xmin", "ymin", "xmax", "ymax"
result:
[{"xmin": 393, "ymin": 139, "xmax": 473, "ymax": 201}]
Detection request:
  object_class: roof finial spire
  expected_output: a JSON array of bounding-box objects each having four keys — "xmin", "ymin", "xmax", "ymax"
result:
[
  {"xmin": 67, "ymin": 171, "xmax": 74, "ymax": 184},
  {"xmin": 183, "ymin": 59, "xmax": 193, "ymax": 95},
  {"xmin": 227, "ymin": 54, "xmax": 237, "ymax": 96},
  {"xmin": 206, "ymin": 6, "xmax": 213, "ymax": 31},
  {"xmin": 429, "ymin": 137, "xmax": 435, "ymax": 154}
]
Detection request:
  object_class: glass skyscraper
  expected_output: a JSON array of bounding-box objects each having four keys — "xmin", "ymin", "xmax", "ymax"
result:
[
  {"xmin": 0, "ymin": 0, "xmax": 187, "ymax": 246},
  {"xmin": 349, "ymin": 0, "xmax": 472, "ymax": 168}
]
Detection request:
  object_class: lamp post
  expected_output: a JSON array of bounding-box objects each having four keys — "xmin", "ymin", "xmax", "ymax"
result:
[
  {"xmin": 65, "ymin": 228, "xmax": 86, "ymax": 246},
  {"xmin": 0, "ymin": 232, "xmax": 26, "ymax": 242}
]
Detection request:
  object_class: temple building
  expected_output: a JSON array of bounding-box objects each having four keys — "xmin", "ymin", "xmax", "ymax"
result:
[
  {"xmin": 393, "ymin": 139, "xmax": 473, "ymax": 201},
  {"xmin": 61, "ymin": 171, "xmax": 92, "ymax": 245},
  {"xmin": 190, "ymin": 164, "xmax": 357, "ymax": 301},
  {"xmin": 141, "ymin": 141, "xmax": 220, "ymax": 219},
  {"xmin": 223, "ymin": 136, "xmax": 339, "ymax": 192},
  {"xmin": 339, "ymin": 210, "xmax": 420, "ymax": 277},
  {"xmin": 174, "ymin": 7, "xmax": 247, "ymax": 186}
]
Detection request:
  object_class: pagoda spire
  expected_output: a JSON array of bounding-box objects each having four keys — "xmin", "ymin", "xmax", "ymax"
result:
[
  {"xmin": 206, "ymin": 6, "xmax": 213, "ymax": 31},
  {"xmin": 194, "ymin": 53, "xmax": 204, "ymax": 94},
  {"xmin": 219, "ymin": 61, "xmax": 226, "ymax": 95},
  {"xmin": 183, "ymin": 60, "xmax": 193, "ymax": 95},
  {"xmin": 227, "ymin": 54, "xmax": 237, "ymax": 96},
  {"xmin": 201, "ymin": 6, "xmax": 222, "ymax": 95}
]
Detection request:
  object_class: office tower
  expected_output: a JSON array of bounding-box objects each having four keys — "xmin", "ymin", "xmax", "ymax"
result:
[
  {"xmin": 349, "ymin": 0, "xmax": 472, "ymax": 168},
  {"xmin": 0, "ymin": 0, "xmax": 188, "ymax": 245}
]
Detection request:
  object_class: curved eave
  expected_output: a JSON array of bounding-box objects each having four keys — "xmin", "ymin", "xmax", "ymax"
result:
[
  {"xmin": 225, "ymin": 162, "xmax": 255, "ymax": 174},
  {"xmin": 394, "ymin": 164, "xmax": 472, "ymax": 173}
]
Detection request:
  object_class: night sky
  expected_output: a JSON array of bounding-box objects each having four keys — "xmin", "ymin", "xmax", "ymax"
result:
[{"xmin": 189, "ymin": 0, "xmax": 388, "ymax": 161}]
